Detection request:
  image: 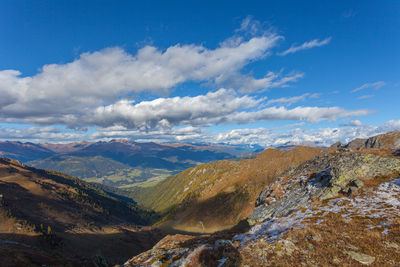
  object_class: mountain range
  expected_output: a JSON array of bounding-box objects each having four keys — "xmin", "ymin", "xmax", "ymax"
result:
[{"xmin": 0, "ymin": 140, "xmax": 258, "ymax": 188}]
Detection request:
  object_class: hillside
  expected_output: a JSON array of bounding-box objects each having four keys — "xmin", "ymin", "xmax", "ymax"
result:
[
  {"xmin": 131, "ymin": 146, "xmax": 325, "ymax": 233},
  {"xmin": 124, "ymin": 150, "xmax": 400, "ymax": 266},
  {"xmin": 29, "ymin": 154, "xmax": 132, "ymax": 179},
  {"xmin": 0, "ymin": 157, "xmax": 163, "ymax": 265}
]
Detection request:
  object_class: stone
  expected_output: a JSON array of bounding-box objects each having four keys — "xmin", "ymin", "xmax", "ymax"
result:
[
  {"xmin": 249, "ymin": 152, "xmax": 400, "ymax": 224},
  {"xmin": 346, "ymin": 251, "xmax": 375, "ymax": 265}
]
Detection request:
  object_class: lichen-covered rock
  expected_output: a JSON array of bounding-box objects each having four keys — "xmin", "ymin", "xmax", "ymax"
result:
[
  {"xmin": 249, "ymin": 152, "xmax": 400, "ymax": 224},
  {"xmin": 346, "ymin": 251, "xmax": 375, "ymax": 265}
]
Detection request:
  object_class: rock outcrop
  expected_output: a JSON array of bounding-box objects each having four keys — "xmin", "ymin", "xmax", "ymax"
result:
[{"xmin": 249, "ymin": 152, "xmax": 400, "ymax": 224}]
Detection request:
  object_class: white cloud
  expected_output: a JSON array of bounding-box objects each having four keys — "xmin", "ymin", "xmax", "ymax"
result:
[
  {"xmin": 265, "ymin": 93, "xmax": 319, "ymax": 106},
  {"xmin": 216, "ymin": 71, "xmax": 304, "ymax": 94},
  {"xmin": 351, "ymin": 81, "xmax": 385, "ymax": 93},
  {"xmin": 0, "ymin": 57, "xmax": 371, "ymax": 131},
  {"xmin": 88, "ymin": 88, "xmax": 261, "ymax": 130},
  {"xmin": 0, "ymin": 126, "xmax": 87, "ymax": 143},
  {"xmin": 90, "ymin": 125, "xmax": 209, "ymax": 144},
  {"xmin": 85, "ymin": 94, "xmax": 372, "ymax": 130},
  {"xmin": 357, "ymin": 94, "xmax": 375, "ymax": 100},
  {"xmin": 0, "ymin": 32, "xmax": 281, "ymax": 124},
  {"xmin": 224, "ymin": 106, "xmax": 373, "ymax": 124},
  {"xmin": 278, "ymin": 37, "xmax": 332, "ymax": 56},
  {"xmin": 236, "ymin": 16, "xmax": 263, "ymax": 36},
  {"xmin": 340, "ymin": 119, "xmax": 363, "ymax": 127}
]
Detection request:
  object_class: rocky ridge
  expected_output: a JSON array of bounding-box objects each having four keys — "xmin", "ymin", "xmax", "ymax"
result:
[
  {"xmin": 331, "ymin": 130, "xmax": 400, "ymax": 152},
  {"xmin": 249, "ymin": 152, "xmax": 400, "ymax": 224}
]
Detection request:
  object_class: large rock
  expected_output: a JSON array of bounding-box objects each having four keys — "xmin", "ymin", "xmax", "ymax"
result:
[
  {"xmin": 346, "ymin": 251, "xmax": 375, "ymax": 265},
  {"xmin": 249, "ymin": 152, "xmax": 400, "ymax": 224}
]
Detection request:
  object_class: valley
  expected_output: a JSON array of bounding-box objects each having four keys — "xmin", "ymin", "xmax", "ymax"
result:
[{"xmin": 0, "ymin": 140, "xmax": 256, "ymax": 189}]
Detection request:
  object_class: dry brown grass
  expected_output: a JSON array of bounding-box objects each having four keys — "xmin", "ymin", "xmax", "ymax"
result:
[{"xmin": 359, "ymin": 171, "xmax": 400, "ymax": 188}]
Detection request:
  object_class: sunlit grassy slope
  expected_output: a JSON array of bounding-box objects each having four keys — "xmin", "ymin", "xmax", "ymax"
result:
[{"xmin": 130, "ymin": 146, "xmax": 325, "ymax": 232}]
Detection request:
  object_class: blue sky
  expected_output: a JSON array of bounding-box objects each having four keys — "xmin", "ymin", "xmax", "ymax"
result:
[{"xmin": 0, "ymin": 0, "xmax": 399, "ymax": 146}]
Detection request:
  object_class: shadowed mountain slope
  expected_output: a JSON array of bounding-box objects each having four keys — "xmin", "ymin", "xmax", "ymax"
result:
[{"xmin": 0, "ymin": 157, "xmax": 163, "ymax": 265}]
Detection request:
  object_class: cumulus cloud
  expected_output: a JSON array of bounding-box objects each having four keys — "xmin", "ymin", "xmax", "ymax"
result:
[
  {"xmin": 0, "ymin": 32, "xmax": 281, "ymax": 124},
  {"xmin": 278, "ymin": 37, "xmax": 332, "ymax": 56},
  {"xmin": 351, "ymin": 81, "xmax": 385, "ymax": 93},
  {"xmin": 0, "ymin": 64, "xmax": 371, "ymax": 131},
  {"xmin": 88, "ymin": 88, "xmax": 260, "ymax": 130},
  {"xmin": 86, "ymin": 94, "xmax": 372, "ymax": 130}
]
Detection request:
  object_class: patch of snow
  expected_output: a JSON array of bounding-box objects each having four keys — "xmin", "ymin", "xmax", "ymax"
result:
[
  {"xmin": 217, "ymin": 258, "xmax": 227, "ymax": 267},
  {"xmin": 234, "ymin": 212, "xmax": 307, "ymax": 245}
]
